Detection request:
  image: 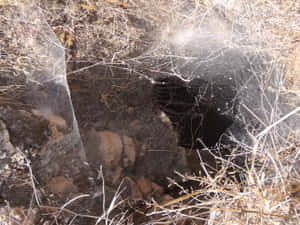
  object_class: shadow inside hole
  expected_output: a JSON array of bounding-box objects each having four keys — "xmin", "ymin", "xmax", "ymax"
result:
[
  {"xmin": 152, "ymin": 76, "xmax": 235, "ymax": 149},
  {"xmin": 152, "ymin": 75, "xmax": 236, "ymax": 176}
]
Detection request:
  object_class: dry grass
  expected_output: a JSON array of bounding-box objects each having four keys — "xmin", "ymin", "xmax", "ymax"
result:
[
  {"xmin": 0, "ymin": 0, "xmax": 299, "ymax": 225},
  {"xmin": 144, "ymin": 138, "xmax": 300, "ymax": 225}
]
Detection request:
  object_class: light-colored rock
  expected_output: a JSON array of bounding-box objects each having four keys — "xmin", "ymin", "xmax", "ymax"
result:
[
  {"xmin": 122, "ymin": 135, "xmax": 136, "ymax": 167},
  {"xmin": 159, "ymin": 111, "xmax": 172, "ymax": 125}
]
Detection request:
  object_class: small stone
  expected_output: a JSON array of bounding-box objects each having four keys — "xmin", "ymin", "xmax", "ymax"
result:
[{"xmin": 159, "ymin": 111, "xmax": 172, "ymax": 125}]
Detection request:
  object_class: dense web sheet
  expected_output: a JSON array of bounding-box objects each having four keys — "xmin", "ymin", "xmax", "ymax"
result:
[{"xmin": 0, "ymin": 2, "xmax": 86, "ymax": 176}]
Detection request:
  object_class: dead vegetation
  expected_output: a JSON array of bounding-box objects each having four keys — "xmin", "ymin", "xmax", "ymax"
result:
[{"xmin": 0, "ymin": 0, "xmax": 299, "ymax": 225}]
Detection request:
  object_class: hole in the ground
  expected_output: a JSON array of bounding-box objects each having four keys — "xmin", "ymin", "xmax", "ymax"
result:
[
  {"xmin": 67, "ymin": 64, "xmax": 242, "ymax": 202},
  {"xmin": 152, "ymin": 75, "xmax": 235, "ymax": 150},
  {"xmin": 152, "ymin": 75, "xmax": 242, "ymax": 186}
]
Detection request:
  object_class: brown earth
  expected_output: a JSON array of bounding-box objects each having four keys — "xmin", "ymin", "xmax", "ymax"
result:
[
  {"xmin": 0, "ymin": 63, "xmax": 196, "ymax": 224},
  {"xmin": 1, "ymin": 1, "xmax": 299, "ymax": 224}
]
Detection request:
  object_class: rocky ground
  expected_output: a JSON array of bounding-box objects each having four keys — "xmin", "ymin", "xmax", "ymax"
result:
[
  {"xmin": 0, "ymin": 1, "xmax": 299, "ymax": 225},
  {"xmin": 0, "ymin": 62, "xmax": 203, "ymax": 224}
]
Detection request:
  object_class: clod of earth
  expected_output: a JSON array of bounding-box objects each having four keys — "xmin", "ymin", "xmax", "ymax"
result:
[
  {"xmin": 85, "ymin": 129, "xmax": 138, "ymax": 185},
  {"xmin": 87, "ymin": 129, "xmax": 123, "ymax": 168}
]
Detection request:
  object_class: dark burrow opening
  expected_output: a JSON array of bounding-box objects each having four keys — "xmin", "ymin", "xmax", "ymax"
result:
[
  {"xmin": 152, "ymin": 76, "xmax": 235, "ymax": 149},
  {"xmin": 152, "ymin": 75, "xmax": 237, "ymax": 178}
]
